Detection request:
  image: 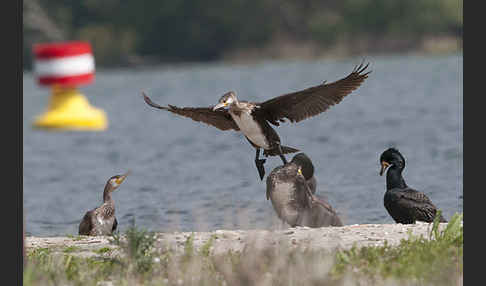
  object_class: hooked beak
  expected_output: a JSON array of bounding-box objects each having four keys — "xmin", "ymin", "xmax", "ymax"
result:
[
  {"xmin": 212, "ymin": 102, "xmax": 228, "ymax": 111},
  {"xmin": 297, "ymin": 167, "xmax": 303, "ymax": 176},
  {"xmin": 116, "ymin": 171, "xmax": 130, "ymax": 185},
  {"xmin": 379, "ymin": 162, "xmax": 390, "ymax": 176}
]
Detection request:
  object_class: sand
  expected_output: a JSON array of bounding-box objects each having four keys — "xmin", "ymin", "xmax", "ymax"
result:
[{"xmin": 26, "ymin": 222, "xmax": 448, "ymax": 258}]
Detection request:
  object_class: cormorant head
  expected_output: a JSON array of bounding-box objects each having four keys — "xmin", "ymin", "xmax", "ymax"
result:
[
  {"xmin": 105, "ymin": 171, "xmax": 130, "ymax": 192},
  {"xmin": 291, "ymin": 153, "xmax": 314, "ymax": 180},
  {"xmin": 213, "ymin": 91, "xmax": 237, "ymax": 111},
  {"xmin": 379, "ymin": 148, "xmax": 405, "ymax": 176}
]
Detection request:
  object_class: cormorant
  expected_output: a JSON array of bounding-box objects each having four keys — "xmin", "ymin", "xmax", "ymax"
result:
[
  {"xmin": 78, "ymin": 172, "xmax": 129, "ymax": 236},
  {"xmin": 266, "ymin": 153, "xmax": 343, "ymax": 227},
  {"xmin": 379, "ymin": 148, "xmax": 447, "ymax": 224},
  {"xmin": 142, "ymin": 63, "xmax": 370, "ymax": 180}
]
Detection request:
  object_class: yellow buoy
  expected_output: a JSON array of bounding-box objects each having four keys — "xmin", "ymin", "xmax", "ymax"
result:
[
  {"xmin": 32, "ymin": 41, "xmax": 108, "ymax": 131},
  {"xmin": 33, "ymin": 86, "xmax": 108, "ymax": 131}
]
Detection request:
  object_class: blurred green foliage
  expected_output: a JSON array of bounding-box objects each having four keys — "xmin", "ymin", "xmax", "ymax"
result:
[
  {"xmin": 23, "ymin": 0, "xmax": 462, "ymax": 69},
  {"xmin": 333, "ymin": 212, "xmax": 463, "ymax": 285}
]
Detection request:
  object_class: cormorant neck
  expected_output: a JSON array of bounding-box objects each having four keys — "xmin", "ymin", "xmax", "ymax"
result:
[
  {"xmin": 386, "ymin": 165, "xmax": 407, "ymax": 190},
  {"xmin": 103, "ymin": 185, "xmax": 114, "ymax": 204},
  {"xmin": 232, "ymin": 97, "xmax": 243, "ymax": 108}
]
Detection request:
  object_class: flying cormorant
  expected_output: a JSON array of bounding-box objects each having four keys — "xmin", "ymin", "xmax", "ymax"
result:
[
  {"xmin": 78, "ymin": 172, "xmax": 129, "ymax": 236},
  {"xmin": 266, "ymin": 153, "xmax": 343, "ymax": 227},
  {"xmin": 379, "ymin": 148, "xmax": 447, "ymax": 224},
  {"xmin": 142, "ymin": 63, "xmax": 370, "ymax": 180}
]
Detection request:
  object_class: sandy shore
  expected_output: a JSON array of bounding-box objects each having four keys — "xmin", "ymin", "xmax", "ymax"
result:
[{"xmin": 26, "ymin": 223, "xmax": 448, "ymax": 258}]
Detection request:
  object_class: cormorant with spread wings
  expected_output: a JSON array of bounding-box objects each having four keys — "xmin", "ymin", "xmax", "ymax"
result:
[{"xmin": 142, "ymin": 62, "xmax": 371, "ymax": 180}]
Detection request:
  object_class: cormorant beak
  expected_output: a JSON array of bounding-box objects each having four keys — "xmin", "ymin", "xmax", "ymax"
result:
[
  {"xmin": 379, "ymin": 161, "xmax": 390, "ymax": 176},
  {"xmin": 116, "ymin": 171, "xmax": 130, "ymax": 185},
  {"xmin": 212, "ymin": 102, "xmax": 228, "ymax": 111},
  {"xmin": 297, "ymin": 167, "xmax": 303, "ymax": 176}
]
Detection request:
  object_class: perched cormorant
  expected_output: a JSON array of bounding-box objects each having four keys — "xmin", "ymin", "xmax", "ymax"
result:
[
  {"xmin": 142, "ymin": 63, "xmax": 370, "ymax": 180},
  {"xmin": 266, "ymin": 153, "xmax": 343, "ymax": 227},
  {"xmin": 78, "ymin": 172, "xmax": 129, "ymax": 236},
  {"xmin": 379, "ymin": 148, "xmax": 447, "ymax": 224}
]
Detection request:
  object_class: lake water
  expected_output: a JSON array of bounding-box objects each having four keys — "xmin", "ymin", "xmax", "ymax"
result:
[{"xmin": 23, "ymin": 54, "xmax": 463, "ymax": 236}]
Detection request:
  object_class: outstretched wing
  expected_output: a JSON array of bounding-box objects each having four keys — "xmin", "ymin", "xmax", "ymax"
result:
[
  {"xmin": 142, "ymin": 92, "xmax": 240, "ymax": 131},
  {"xmin": 257, "ymin": 62, "xmax": 371, "ymax": 125}
]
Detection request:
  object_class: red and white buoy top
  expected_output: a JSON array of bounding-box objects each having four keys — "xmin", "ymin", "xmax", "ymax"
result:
[{"xmin": 33, "ymin": 41, "xmax": 95, "ymax": 87}]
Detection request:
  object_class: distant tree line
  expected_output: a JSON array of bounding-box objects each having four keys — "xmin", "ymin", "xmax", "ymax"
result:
[{"xmin": 23, "ymin": 0, "xmax": 462, "ymax": 69}]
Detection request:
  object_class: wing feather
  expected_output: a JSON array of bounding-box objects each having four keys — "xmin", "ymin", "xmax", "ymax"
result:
[
  {"xmin": 112, "ymin": 217, "xmax": 118, "ymax": 233},
  {"xmin": 78, "ymin": 210, "xmax": 94, "ymax": 235},
  {"xmin": 258, "ymin": 62, "xmax": 371, "ymax": 124},
  {"xmin": 396, "ymin": 188, "xmax": 440, "ymax": 222},
  {"xmin": 142, "ymin": 92, "xmax": 239, "ymax": 131}
]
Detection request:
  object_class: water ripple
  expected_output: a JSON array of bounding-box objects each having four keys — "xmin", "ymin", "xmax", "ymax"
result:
[{"xmin": 23, "ymin": 54, "xmax": 463, "ymax": 236}]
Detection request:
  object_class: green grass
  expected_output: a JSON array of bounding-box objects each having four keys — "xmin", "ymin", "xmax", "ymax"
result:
[
  {"xmin": 66, "ymin": 234, "xmax": 85, "ymax": 241},
  {"xmin": 332, "ymin": 212, "xmax": 463, "ymax": 285},
  {"xmin": 24, "ymin": 213, "xmax": 463, "ymax": 286},
  {"xmin": 63, "ymin": 246, "xmax": 81, "ymax": 253},
  {"xmin": 95, "ymin": 247, "xmax": 113, "ymax": 255},
  {"xmin": 110, "ymin": 221, "xmax": 157, "ymax": 274},
  {"xmin": 199, "ymin": 234, "xmax": 216, "ymax": 257}
]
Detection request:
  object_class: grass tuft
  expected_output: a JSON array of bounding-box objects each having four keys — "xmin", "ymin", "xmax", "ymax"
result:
[
  {"xmin": 63, "ymin": 246, "xmax": 80, "ymax": 253},
  {"xmin": 332, "ymin": 212, "xmax": 463, "ymax": 285},
  {"xmin": 110, "ymin": 219, "xmax": 157, "ymax": 274},
  {"xmin": 95, "ymin": 247, "xmax": 113, "ymax": 255}
]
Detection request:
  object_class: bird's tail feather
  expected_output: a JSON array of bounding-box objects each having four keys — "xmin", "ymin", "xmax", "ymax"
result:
[{"xmin": 263, "ymin": 146, "xmax": 299, "ymax": 157}]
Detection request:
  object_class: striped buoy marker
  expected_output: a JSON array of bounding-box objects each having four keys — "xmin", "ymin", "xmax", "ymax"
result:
[{"xmin": 32, "ymin": 41, "xmax": 107, "ymax": 130}]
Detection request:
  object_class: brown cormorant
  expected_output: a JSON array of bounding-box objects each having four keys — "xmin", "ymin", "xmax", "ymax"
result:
[
  {"xmin": 266, "ymin": 153, "xmax": 343, "ymax": 227},
  {"xmin": 379, "ymin": 148, "xmax": 447, "ymax": 224},
  {"xmin": 142, "ymin": 63, "xmax": 370, "ymax": 180},
  {"xmin": 78, "ymin": 172, "xmax": 129, "ymax": 236}
]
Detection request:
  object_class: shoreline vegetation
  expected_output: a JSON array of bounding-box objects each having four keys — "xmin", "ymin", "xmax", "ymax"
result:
[
  {"xmin": 24, "ymin": 213, "xmax": 463, "ymax": 286},
  {"xmin": 24, "ymin": 0, "xmax": 462, "ymax": 69}
]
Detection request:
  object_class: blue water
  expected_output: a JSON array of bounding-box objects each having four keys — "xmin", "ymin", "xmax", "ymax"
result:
[{"xmin": 23, "ymin": 54, "xmax": 463, "ymax": 236}]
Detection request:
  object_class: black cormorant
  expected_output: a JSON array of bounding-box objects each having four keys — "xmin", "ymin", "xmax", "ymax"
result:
[
  {"xmin": 78, "ymin": 172, "xmax": 129, "ymax": 236},
  {"xmin": 266, "ymin": 153, "xmax": 343, "ymax": 227},
  {"xmin": 379, "ymin": 148, "xmax": 447, "ymax": 224},
  {"xmin": 142, "ymin": 63, "xmax": 370, "ymax": 180}
]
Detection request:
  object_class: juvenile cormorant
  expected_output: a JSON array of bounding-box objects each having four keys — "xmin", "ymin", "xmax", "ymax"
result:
[
  {"xmin": 379, "ymin": 148, "xmax": 447, "ymax": 224},
  {"xmin": 78, "ymin": 172, "xmax": 129, "ymax": 236},
  {"xmin": 142, "ymin": 63, "xmax": 370, "ymax": 180},
  {"xmin": 266, "ymin": 153, "xmax": 343, "ymax": 227}
]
